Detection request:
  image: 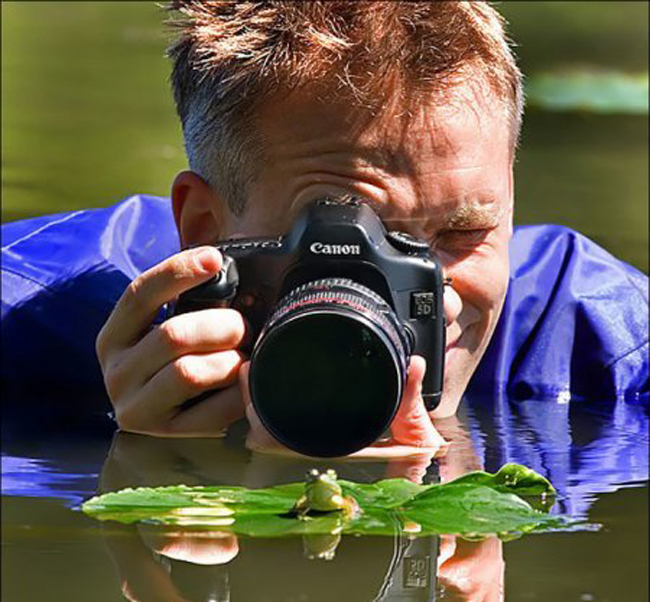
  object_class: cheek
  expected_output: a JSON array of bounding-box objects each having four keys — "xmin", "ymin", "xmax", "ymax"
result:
[{"xmin": 443, "ymin": 245, "xmax": 510, "ymax": 324}]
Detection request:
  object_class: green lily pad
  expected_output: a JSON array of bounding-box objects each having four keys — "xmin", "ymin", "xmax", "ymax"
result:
[
  {"xmin": 526, "ymin": 71, "xmax": 649, "ymax": 114},
  {"xmin": 82, "ymin": 463, "xmax": 584, "ymax": 539}
]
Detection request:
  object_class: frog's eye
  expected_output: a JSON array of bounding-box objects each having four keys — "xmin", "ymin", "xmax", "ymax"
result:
[
  {"xmin": 306, "ymin": 469, "xmax": 320, "ymax": 482},
  {"xmin": 325, "ymin": 469, "xmax": 338, "ymax": 480}
]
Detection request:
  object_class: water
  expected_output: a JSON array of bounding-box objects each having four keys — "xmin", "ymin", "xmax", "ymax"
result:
[
  {"xmin": 2, "ymin": 400, "xmax": 648, "ymax": 602},
  {"xmin": 2, "ymin": 3, "xmax": 648, "ymax": 601}
]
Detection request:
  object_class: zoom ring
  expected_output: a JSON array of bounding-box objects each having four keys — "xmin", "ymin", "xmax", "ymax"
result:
[{"xmin": 262, "ymin": 278, "xmax": 411, "ymax": 365}]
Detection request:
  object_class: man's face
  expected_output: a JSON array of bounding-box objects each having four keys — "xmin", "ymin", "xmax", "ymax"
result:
[{"xmin": 215, "ymin": 85, "xmax": 514, "ymax": 417}]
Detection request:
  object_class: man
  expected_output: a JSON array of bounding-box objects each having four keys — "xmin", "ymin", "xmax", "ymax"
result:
[
  {"xmin": 95, "ymin": 0, "xmax": 521, "ymax": 452},
  {"xmin": 3, "ymin": 1, "xmax": 647, "ymax": 452}
]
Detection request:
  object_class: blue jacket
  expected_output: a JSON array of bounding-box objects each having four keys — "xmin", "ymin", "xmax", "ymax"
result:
[{"xmin": 2, "ymin": 194, "xmax": 648, "ymax": 512}]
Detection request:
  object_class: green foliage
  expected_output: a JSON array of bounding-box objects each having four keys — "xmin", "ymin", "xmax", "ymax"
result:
[
  {"xmin": 500, "ymin": 1, "xmax": 648, "ymax": 73},
  {"xmin": 83, "ymin": 463, "xmax": 584, "ymax": 540}
]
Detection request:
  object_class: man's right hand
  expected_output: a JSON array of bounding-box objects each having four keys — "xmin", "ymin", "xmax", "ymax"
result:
[{"xmin": 96, "ymin": 247, "xmax": 247, "ymax": 437}]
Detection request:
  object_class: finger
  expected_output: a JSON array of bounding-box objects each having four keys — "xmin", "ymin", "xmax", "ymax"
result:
[
  {"xmin": 116, "ymin": 350, "xmax": 244, "ymax": 434},
  {"xmin": 438, "ymin": 536, "xmax": 504, "ymax": 602},
  {"xmin": 102, "ymin": 523, "xmax": 185, "ymax": 602},
  {"xmin": 100, "ymin": 432, "xmax": 204, "ymax": 491},
  {"xmin": 107, "ymin": 308, "xmax": 246, "ymax": 399},
  {"xmin": 391, "ymin": 356, "xmax": 447, "ymax": 449},
  {"xmin": 384, "ymin": 456, "xmax": 435, "ymax": 483},
  {"xmin": 239, "ymin": 362, "xmax": 255, "ymax": 426},
  {"xmin": 97, "ymin": 246, "xmax": 222, "ymax": 365},
  {"xmin": 443, "ymin": 279, "xmax": 463, "ymax": 326},
  {"xmin": 165, "ymin": 384, "xmax": 246, "ymax": 436},
  {"xmin": 138, "ymin": 526, "xmax": 239, "ymax": 566}
]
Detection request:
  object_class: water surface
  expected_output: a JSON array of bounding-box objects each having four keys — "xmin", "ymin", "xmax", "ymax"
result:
[{"xmin": 2, "ymin": 397, "xmax": 648, "ymax": 602}]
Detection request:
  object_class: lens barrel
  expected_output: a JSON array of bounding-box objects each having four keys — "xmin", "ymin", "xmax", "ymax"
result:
[{"xmin": 249, "ymin": 278, "xmax": 412, "ymax": 457}]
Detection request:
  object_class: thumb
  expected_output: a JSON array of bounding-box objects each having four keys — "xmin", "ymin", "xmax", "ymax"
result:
[{"xmin": 391, "ymin": 356, "xmax": 446, "ymax": 449}]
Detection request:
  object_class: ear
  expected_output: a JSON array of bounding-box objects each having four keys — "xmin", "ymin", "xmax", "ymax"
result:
[{"xmin": 171, "ymin": 171, "xmax": 227, "ymax": 248}]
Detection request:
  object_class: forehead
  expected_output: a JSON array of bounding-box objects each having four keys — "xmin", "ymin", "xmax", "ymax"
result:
[{"xmin": 250, "ymin": 83, "xmax": 512, "ymax": 228}]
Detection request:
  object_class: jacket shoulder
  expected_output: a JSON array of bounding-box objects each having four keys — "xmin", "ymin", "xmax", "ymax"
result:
[
  {"xmin": 2, "ymin": 195, "xmax": 179, "ymax": 395},
  {"xmin": 471, "ymin": 225, "xmax": 648, "ymax": 402}
]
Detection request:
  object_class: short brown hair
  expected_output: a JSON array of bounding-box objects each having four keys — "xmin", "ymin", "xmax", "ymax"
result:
[{"xmin": 167, "ymin": 1, "xmax": 522, "ymax": 215}]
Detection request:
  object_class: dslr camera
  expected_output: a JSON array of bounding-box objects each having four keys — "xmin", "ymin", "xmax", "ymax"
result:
[{"xmin": 175, "ymin": 197, "xmax": 445, "ymax": 457}]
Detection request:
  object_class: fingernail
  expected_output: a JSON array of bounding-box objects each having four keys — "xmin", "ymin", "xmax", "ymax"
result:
[{"xmin": 195, "ymin": 247, "xmax": 220, "ymax": 272}]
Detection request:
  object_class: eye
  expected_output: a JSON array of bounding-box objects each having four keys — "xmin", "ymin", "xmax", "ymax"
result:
[{"xmin": 432, "ymin": 229, "xmax": 491, "ymax": 252}]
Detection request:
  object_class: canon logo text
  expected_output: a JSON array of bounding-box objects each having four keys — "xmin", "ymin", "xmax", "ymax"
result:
[{"xmin": 309, "ymin": 242, "xmax": 361, "ymax": 256}]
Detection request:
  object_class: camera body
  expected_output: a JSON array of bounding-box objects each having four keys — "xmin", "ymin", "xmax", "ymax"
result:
[{"xmin": 175, "ymin": 198, "xmax": 445, "ymax": 455}]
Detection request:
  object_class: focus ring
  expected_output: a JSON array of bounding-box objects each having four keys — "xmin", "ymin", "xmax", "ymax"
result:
[{"xmin": 262, "ymin": 278, "xmax": 410, "ymax": 360}]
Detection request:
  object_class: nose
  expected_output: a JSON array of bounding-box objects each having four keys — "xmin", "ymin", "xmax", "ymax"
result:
[{"xmin": 443, "ymin": 282, "xmax": 462, "ymax": 326}]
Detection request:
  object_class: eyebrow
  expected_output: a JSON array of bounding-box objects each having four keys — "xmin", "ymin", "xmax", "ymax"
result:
[
  {"xmin": 442, "ymin": 200, "xmax": 502, "ymax": 229},
  {"xmin": 383, "ymin": 197, "xmax": 504, "ymax": 232}
]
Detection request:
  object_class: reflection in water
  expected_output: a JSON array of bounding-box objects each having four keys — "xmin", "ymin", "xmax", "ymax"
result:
[
  {"xmin": 97, "ymin": 432, "xmax": 444, "ymax": 602},
  {"xmin": 104, "ymin": 523, "xmax": 441, "ymax": 602},
  {"xmin": 1, "ymin": 444, "xmax": 106, "ymax": 506},
  {"xmin": 1, "ymin": 395, "xmax": 647, "ymax": 601},
  {"xmin": 463, "ymin": 393, "xmax": 649, "ymax": 518},
  {"xmin": 84, "ymin": 418, "xmax": 516, "ymax": 602}
]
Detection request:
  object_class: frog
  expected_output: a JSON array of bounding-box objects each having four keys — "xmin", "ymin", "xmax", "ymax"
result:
[{"xmin": 293, "ymin": 469, "xmax": 360, "ymax": 519}]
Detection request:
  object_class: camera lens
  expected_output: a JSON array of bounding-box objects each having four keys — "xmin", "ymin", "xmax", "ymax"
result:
[{"xmin": 249, "ymin": 278, "xmax": 412, "ymax": 457}]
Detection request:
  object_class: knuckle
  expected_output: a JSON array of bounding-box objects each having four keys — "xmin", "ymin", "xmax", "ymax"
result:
[
  {"xmin": 171, "ymin": 356, "xmax": 204, "ymax": 391},
  {"xmin": 158, "ymin": 320, "xmax": 189, "ymax": 353},
  {"xmin": 114, "ymin": 406, "xmax": 138, "ymax": 433},
  {"xmin": 103, "ymin": 361, "xmax": 127, "ymax": 401},
  {"xmin": 125, "ymin": 275, "xmax": 144, "ymax": 300},
  {"xmin": 121, "ymin": 277, "xmax": 145, "ymax": 312},
  {"xmin": 167, "ymin": 254, "xmax": 195, "ymax": 280},
  {"xmin": 212, "ymin": 350, "xmax": 244, "ymax": 387}
]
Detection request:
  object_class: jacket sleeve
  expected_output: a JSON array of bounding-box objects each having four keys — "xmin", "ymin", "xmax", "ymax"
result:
[{"xmin": 1, "ymin": 196, "xmax": 179, "ymax": 408}]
